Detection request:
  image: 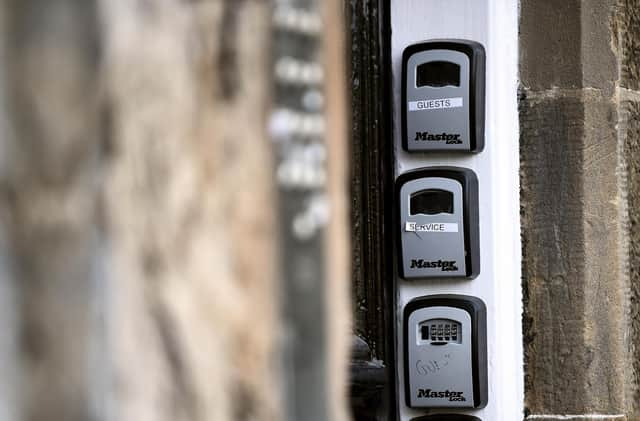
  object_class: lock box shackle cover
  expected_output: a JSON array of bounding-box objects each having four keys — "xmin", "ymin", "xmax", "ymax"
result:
[
  {"xmin": 396, "ymin": 167, "xmax": 480, "ymax": 279},
  {"xmin": 402, "ymin": 39, "xmax": 485, "ymax": 152}
]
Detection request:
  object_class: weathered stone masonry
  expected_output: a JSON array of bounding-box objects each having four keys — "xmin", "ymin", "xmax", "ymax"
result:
[{"xmin": 521, "ymin": 0, "xmax": 640, "ymax": 419}]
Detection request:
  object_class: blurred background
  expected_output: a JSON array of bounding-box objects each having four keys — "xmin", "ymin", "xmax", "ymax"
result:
[{"xmin": 0, "ymin": 1, "xmax": 350, "ymax": 420}]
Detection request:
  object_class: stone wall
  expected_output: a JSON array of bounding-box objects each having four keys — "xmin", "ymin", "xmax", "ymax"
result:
[{"xmin": 520, "ymin": 0, "xmax": 640, "ymax": 419}]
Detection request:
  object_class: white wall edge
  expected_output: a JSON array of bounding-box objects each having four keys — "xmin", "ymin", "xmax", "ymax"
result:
[{"xmin": 391, "ymin": 0, "xmax": 523, "ymax": 420}]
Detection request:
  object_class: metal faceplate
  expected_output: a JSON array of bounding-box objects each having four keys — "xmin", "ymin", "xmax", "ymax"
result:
[
  {"xmin": 400, "ymin": 177, "xmax": 466, "ymax": 278},
  {"xmin": 405, "ymin": 49, "xmax": 470, "ymax": 151},
  {"xmin": 406, "ymin": 306, "xmax": 474, "ymax": 408}
]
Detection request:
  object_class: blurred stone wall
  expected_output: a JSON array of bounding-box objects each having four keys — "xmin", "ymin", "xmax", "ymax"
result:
[{"xmin": 0, "ymin": 1, "xmax": 349, "ymax": 421}]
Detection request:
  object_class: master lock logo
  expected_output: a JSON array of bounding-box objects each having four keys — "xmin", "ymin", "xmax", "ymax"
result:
[
  {"xmin": 410, "ymin": 259, "xmax": 459, "ymax": 271},
  {"xmin": 414, "ymin": 132, "xmax": 462, "ymax": 144},
  {"xmin": 417, "ymin": 389, "xmax": 466, "ymax": 402}
]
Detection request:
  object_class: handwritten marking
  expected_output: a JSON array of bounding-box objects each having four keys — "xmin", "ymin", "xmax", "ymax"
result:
[{"xmin": 415, "ymin": 354, "xmax": 452, "ymax": 376}]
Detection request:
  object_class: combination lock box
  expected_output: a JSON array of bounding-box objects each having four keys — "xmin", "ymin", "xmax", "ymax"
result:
[
  {"xmin": 402, "ymin": 40, "xmax": 485, "ymax": 153},
  {"xmin": 404, "ymin": 295, "xmax": 487, "ymax": 409},
  {"xmin": 396, "ymin": 167, "xmax": 479, "ymax": 279}
]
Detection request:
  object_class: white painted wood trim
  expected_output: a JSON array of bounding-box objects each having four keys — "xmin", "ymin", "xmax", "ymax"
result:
[{"xmin": 391, "ymin": 1, "xmax": 523, "ymax": 420}]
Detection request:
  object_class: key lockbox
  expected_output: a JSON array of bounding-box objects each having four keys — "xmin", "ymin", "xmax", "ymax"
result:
[
  {"xmin": 396, "ymin": 168, "xmax": 479, "ymax": 279},
  {"xmin": 402, "ymin": 40, "xmax": 485, "ymax": 153},
  {"xmin": 404, "ymin": 295, "xmax": 487, "ymax": 409}
]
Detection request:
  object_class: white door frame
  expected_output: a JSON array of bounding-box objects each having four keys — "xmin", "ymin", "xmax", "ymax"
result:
[{"xmin": 391, "ymin": 1, "xmax": 524, "ymax": 420}]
